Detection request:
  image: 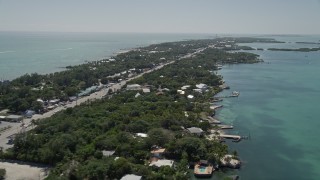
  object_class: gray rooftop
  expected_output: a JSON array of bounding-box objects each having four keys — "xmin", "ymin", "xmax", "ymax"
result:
[{"xmin": 187, "ymin": 127, "xmax": 204, "ymax": 134}]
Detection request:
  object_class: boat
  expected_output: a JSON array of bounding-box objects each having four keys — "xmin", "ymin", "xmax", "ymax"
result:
[
  {"xmin": 231, "ymin": 91, "xmax": 240, "ymax": 97},
  {"xmin": 194, "ymin": 160, "xmax": 214, "ymax": 178}
]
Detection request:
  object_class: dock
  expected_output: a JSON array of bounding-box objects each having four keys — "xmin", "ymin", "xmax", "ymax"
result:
[
  {"xmin": 207, "ymin": 116, "xmax": 221, "ymax": 124},
  {"xmin": 210, "ymin": 105, "xmax": 223, "ymax": 110},
  {"xmin": 217, "ymin": 125, "xmax": 233, "ymax": 129},
  {"xmin": 219, "ymin": 134, "xmax": 241, "ymax": 141}
]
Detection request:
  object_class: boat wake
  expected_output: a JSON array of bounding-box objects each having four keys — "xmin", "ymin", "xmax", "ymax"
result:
[
  {"xmin": 54, "ymin": 48, "xmax": 73, "ymax": 51},
  {"xmin": 0, "ymin": 51, "xmax": 15, "ymax": 54}
]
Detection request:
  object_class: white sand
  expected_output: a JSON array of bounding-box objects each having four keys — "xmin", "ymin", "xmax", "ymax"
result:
[{"xmin": 0, "ymin": 161, "xmax": 48, "ymax": 180}]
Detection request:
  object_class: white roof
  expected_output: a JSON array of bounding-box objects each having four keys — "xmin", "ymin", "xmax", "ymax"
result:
[
  {"xmin": 136, "ymin": 133, "xmax": 148, "ymax": 138},
  {"xmin": 181, "ymin": 85, "xmax": 191, "ymax": 90},
  {"xmin": 6, "ymin": 115, "xmax": 23, "ymax": 119},
  {"xmin": 149, "ymin": 159, "xmax": 174, "ymax": 167},
  {"xmin": 142, "ymin": 88, "xmax": 150, "ymax": 93},
  {"xmin": 196, "ymin": 83, "xmax": 208, "ymax": 89},
  {"xmin": 127, "ymin": 84, "xmax": 141, "ymax": 88},
  {"xmin": 102, "ymin": 150, "xmax": 115, "ymax": 157},
  {"xmin": 121, "ymin": 174, "xmax": 142, "ymax": 180},
  {"xmin": 0, "ymin": 116, "xmax": 6, "ymax": 119},
  {"xmin": 187, "ymin": 95, "xmax": 194, "ymax": 99}
]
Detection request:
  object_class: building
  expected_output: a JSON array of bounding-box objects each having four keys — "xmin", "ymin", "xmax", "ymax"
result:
[
  {"xmin": 181, "ymin": 85, "xmax": 191, "ymax": 90},
  {"xmin": 187, "ymin": 127, "xmax": 204, "ymax": 136},
  {"xmin": 49, "ymin": 99, "xmax": 60, "ymax": 105},
  {"xmin": 187, "ymin": 95, "xmax": 194, "ymax": 99},
  {"xmin": 0, "ymin": 116, "xmax": 6, "ymax": 121},
  {"xmin": 193, "ymin": 89, "xmax": 202, "ymax": 93},
  {"xmin": 120, "ymin": 174, "xmax": 142, "ymax": 180},
  {"xmin": 142, "ymin": 88, "xmax": 150, "ymax": 93},
  {"xmin": 196, "ymin": 83, "xmax": 208, "ymax": 92},
  {"xmin": 5, "ymin": 115, "xmax": 23, "ymax": 122},
  {"xmin": 149, "ymin": 159, "xmax": 174, "ymax": 168},
  {"xmin": 126, "ymin": 84, "xmax": 141, "ymax": 91},
  {"xmin": 102, "ymin": 150, "xmax": 115, "ymax": 157},
  {"xmin": 151, "ymin": 148, "xmax": 166, "ymax": 159},
  {"xmin": 136, "ymin": 133, "xmax": 148, "ymax": 138}
]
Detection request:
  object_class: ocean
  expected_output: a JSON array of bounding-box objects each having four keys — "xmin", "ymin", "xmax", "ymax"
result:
[
  {"xmin": 0, "ymin": 31, "xmax": 214, "ymax": 80},
  {"xmin": 1, "ymin": 32, "xmax": 320, "ymax": 179}
]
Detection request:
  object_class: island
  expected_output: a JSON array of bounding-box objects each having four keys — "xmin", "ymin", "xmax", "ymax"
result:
[
  {"xmin": 0, "ymin": 37, "xmax": 266, "ymax": 179},
  {"xmin": 268, "ymin": 47, "xmax": 320, "ymax": 52}
]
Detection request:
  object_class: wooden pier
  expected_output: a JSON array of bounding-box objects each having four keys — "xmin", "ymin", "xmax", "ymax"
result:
[
  {"xmin": 210, "ymin": 105, "xmax": 223, "ymax": 110},
  {"xmin": 217, "ymin": 125, "xmax": 234, "ymax": 129},
  {"xmin": 219, "ymin": 134, "xmax": 241, "ymax": 141}
]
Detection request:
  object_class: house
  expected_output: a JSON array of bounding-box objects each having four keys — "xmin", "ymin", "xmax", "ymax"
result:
[
  {"xmin": 193, "ymin": 89, "xmax": 202, "ymax": 93},
  {"xmin": 120, "ymin": 174, "xmax": 142, "ymax": 180},
  {"xmin": 5, "ymin": 115, "xmax": 23, "ymax": 122},
  {"xmin": 187, "ymin": 95, "xmax": 194, "ymax": 99},
  {"xmin": 187, "ymin": 127, "xmax": 204, "ymax": 136},
  {"xmin": 49, "ymin": 99, "xmax": 60, "ymax": 105},
  {"xmin": 177, "ymin": 90, "xmax": 185, "ymax": 95},
  {"xmin": 196, "ymin": 83, "xmax": 208, "ymax": 92},
  {"xmin": 102, "ymin": 150, "xmax": 115, "ymax": 157},
  {"xmin": 181, "ymin": 85, "xmax": 191, "ymax": 90},
  {"xmin": 151, "ymin": 148, "xmax": 166, "ymax": 159},
  {"xmin": 142, "ymin": 88, "xmax": 150, "ymax": 93},
  {"xmin": 149, "ymin": 159, "xmax": 174, "ymax": 168},
  {"xmin": 36, "ymin": 98, "xmax": 44, "ymax": 104},
  {"xmin": 136, "ymin": 133, "xmax": 148, "ymax": 138},
  {"xmin": 126, "ymin": 84, "xmax": 141, "ymax": 91},
  {"xmin": 0, "ymin": 116, "xmax": 6, "ymax": 121}
]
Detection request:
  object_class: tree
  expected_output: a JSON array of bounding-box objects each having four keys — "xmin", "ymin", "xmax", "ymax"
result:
[
  {"xmin": 147, "ymin": 128, "xmax": 170, "ymax": 147},
  {"xmin": 0, "ymin": 169, "xmax": 6, "ymax": 180}
]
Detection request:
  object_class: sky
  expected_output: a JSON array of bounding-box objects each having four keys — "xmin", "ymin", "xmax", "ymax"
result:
[{"xmin": 0, "ymin": 0, "xmax": 320, "ymax": 34}]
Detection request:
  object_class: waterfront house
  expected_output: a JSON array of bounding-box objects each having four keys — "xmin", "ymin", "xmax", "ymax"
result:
[
  {"xmin": 187, "ymin": 127, "xmax": 204, "ymax": 136},
  {"xmin": 194, "ymin": 160, "xmax": 214, "ymax": 178},
  {"xmin": 196, "ymin": 83, "xmax": 208, "ymax": 92}
]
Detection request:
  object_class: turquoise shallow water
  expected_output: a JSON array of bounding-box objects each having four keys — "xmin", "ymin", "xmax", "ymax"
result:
[{"xmin": 216, "ymin": 37, "xmax": 320, "ymax": 179}]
